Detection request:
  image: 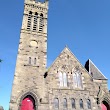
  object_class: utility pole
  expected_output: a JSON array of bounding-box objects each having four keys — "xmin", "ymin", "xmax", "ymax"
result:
[{"xmin": 0, "ymin": 59, "xmax": 4, "ymax": 110}]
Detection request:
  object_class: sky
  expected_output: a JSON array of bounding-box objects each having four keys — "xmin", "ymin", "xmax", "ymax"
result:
[{"xmin": 0, "ymin": 0, "xmax": 110, "ymax": 109}]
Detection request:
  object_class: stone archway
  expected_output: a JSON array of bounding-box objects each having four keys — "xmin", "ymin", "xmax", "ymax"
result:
[
  {"xmin": 101, "ymin": 101, "xmax": 110, "ymax": 110},
  {"xmin": 19, "ymin": 92, "xmax": 38, "ymax": 110}
]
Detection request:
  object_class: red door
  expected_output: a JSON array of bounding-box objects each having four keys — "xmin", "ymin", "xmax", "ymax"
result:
[
  {"xmin": 20, "ymin": 96, "xmax": 34, "ymax": 110},
  {"xmin": 101, "ymin": 104, "xmax": 107, "ymax": 110}
]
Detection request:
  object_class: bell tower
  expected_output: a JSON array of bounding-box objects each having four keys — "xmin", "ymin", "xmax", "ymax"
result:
[{"xmin": 10, "ymin": 0, "xmax": 49, "ymax": 109}]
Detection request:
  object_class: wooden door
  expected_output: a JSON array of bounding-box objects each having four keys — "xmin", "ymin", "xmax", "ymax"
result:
[
  {"xmin": 101, "ymin": 104, "xmax": 107, "ymax": 110},
  {"xmin": 20, "ymin": 96, "xmax": 34, "ymax": 110}
]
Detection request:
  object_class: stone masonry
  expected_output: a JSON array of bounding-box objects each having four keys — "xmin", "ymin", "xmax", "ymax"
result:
[{"xmin": 9, "ymin": 0, "xmax": 110, "ymax": 110}]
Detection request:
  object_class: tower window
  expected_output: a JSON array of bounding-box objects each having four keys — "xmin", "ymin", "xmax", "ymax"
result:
[
  {"xmin": 87, "ymin": 99, "xmax": 91, "ymax": 109},
  {"xmin": 29, "ymin": 57, "xmax": 31, "ymax": 65},
  {"xmin": 71, "ymin": 98, "xmax": 75, "ymax": 109},
  {"xmin": 33, "ymin": 12, "xmax": 38, "ymax": 31},
  {"xmin": 80, "ymin": 99, "xmax": 83, "ymax": 109},
  {"xmin": 34, "ymin": 58, "xmax": 36, "ymax": 65},
  {"xmin": 27, "ymin": 11, "xmax": 32, "ymax": 30},
  {"xmin": 39, "ymin": 13, "xmax": 44, "ymax": 32},
  {"xmin": 54, "ymin": 98, "xmax": 59, "ymax": 109}
]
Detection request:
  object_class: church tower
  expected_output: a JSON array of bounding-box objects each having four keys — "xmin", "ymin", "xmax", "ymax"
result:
[{"xmin": 10, "ymin": 0, "xmax": 49, "ymax": 109}]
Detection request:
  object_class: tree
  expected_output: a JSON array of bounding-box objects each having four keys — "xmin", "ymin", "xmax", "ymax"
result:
[
  {"xmin": 0, "ymin": 59, "xmax": 2, "ymax": 63},
  {"xmin": 0, "ymin": 106, "xmax": 4, "ymax": 110}
]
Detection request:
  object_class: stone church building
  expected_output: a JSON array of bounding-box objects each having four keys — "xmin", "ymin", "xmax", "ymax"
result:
[{"xmin": 9, "ymin": 0, "xmax": 110, "ymax": 110}]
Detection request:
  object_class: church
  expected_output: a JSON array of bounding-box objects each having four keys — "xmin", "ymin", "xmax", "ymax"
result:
[{"xmin": 9, "ymin": 0, "xmax": 110, "ymax": 110}]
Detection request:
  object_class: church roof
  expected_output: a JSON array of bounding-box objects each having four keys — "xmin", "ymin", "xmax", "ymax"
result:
[
  {"xmin": 47, "ymin": 46, "xmax": 91, "ymax": 75},
  {"xmin": 47, "ymin": 46, "xmax": 81, "ymax": 70},
  {"xmin": 46, "ymin": 46, "xmax": 107, "ymax": 80},
  {"xmin": 85, "ymin": 59, "xmax": 107, "ymax": 80}
]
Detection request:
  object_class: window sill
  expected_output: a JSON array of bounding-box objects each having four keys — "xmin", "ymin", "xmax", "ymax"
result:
[{"xmin": 24, "ymin": 64, "xmax": 39, "ymax": 67}]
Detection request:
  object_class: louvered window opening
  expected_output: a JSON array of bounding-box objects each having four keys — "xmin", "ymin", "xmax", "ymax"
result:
[
  {"xmin": 39, "ymin": 14, "xmax": 44, "ymax": 32},
  {"xmin": 27, "ymin": 11, "xmax": 32, "ymax": 30},
  {"xmin": 33, "ymin": 12, "xmax": 38, "ymax": 31}
]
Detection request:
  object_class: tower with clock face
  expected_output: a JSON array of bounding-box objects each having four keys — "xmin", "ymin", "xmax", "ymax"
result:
[{"xmin": 9, "ymin": 0, "xmax": 49, "ymax": 109}]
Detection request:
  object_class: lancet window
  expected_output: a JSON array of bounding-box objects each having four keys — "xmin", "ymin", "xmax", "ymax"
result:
[
  {"xmin": 87, "ymin": 99, "xmax": 91, "ymax": 109},
  {"xmin": 71, "ymin": 98, "xmax": 75, "ymax": 109},
  {"xmin": 63, "ymin": 72, "xmax": 67, "ymax": 87},
  {"xmin": 34, "ymin": 58, "xmax": 36, "ymax": 65},
  {"xmin": 73, "ymin": 70, "xmax": 82, "ymax": 88},
  {"xmin": 39, "ymin": 13, "xmax": 44, "ymax": 32},
  {"xmin": 63, "ymin": 98, "xmax": 67, "ymax": 109},
  {"xmin": 80, "ymin": 99, "xmax": 83, "ymax": 109},
  {"xmin": 27, "ymin": 11, "xmax": 32, "ymax": 30},
  {"xmin": 29, "ymin": 57, "xmax": 31, "ymax": 65},
  {"xmin": 33, "ymin": 12, "xmax": 38, "ymax": 31},
  {"xmin": 59, "ymin": 72, "xmax": 67, "ymax": 87},
  {"xmin": 54, "ymin": 98, "xmax": 59, "ymax": 109}
]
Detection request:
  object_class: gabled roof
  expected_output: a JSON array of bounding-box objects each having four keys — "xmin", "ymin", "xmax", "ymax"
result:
[
  {"xmin": 47, "ymin": 46, "xmax": 91, "ymax": 75},
  {"xmin": 85, "ymin": 59, "xmax": 107, "ymax": 80}
]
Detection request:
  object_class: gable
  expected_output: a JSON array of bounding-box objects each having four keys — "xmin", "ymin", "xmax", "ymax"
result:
[
  {"xmin": 46, "ymin": 47, "xmax": 94, "ymax": 90},
  {"xmin": 48, "ymin": 47, "xmax": 91, "ymax": 76}
]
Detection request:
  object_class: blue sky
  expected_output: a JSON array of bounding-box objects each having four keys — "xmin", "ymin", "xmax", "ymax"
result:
[{"xmin": 0, "ymin": 0, "xmax": 110, "ymax": 109}]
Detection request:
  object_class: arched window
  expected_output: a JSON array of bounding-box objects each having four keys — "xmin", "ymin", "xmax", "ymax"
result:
[
  {"xmin": 80, "ymin": 99, "xmax": 83, "ymax": 109},
  {"xmin": 39, "ymin": 13, "xmax": 44, "ymax": 32},
  {"xmin": 63, "ymin": 72, "xmax": 67, "ymax": 87},
  {"xmin": 29, "ymin": 57, "xmax": 31, "ymax": 65},
  {"xmin": 87, "ymin": 99, "xmax": 91, "ymax": 109},
  {"xmin": 73, "ymin": 71, "xmax": 83, "ymax": 89},
  {"xmin": 54, "ymin": 98, "xmax": 59, "ymax": 109},
  {"xmin": 33, "ymin": 12, "xmax": 38, "ymax": 31},
  {"xmin": 77, "ymin": 73, "xmax": 82, "ymax": 88},
  {"xmin": 34, "ymin": 58, "xmax": 36, "ymax": 65},
  {"xmin": 73, "ymin": 73, "xmax": 77, "ymax": 88},
  {"xmin": 63, "ymin": 98, "xmax": 67, "ymax": 108},
  {"xmin": 27, "ymin": 11, "xmax": 32, "ymax": 30},
  {"xmin": 71, "ymin": 98, "xmax": 75, "ymax": 109},
  {"xmin": 59, "ymin": 72, "xmax": 63, "ymax": 87}
]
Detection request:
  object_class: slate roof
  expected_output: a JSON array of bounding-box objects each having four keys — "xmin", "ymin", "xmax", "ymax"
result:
[{"xmin": 85, "ymin": 59, "xmax": 107, "ymax": 80}]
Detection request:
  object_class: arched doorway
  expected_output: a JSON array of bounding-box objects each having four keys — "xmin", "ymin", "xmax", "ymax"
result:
[
  {"xmin": 101, "ymin": 101, "xmax": 110, "ymax": 110},
  {"xmin": 20, "ymin": 95, "xmax": 36, "ymax": 110}
]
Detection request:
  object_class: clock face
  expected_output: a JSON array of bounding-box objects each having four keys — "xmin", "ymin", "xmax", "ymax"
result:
[{"xmin": 30, "ymin": 40, "xmax": 37, "ymax": 47}]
